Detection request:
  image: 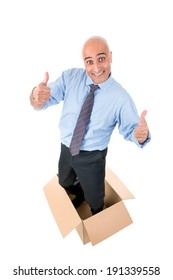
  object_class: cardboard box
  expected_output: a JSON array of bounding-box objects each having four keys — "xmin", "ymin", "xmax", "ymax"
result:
[{"xmin": 43, "ymin": 167, "xmax": 134, "ymax": 246}]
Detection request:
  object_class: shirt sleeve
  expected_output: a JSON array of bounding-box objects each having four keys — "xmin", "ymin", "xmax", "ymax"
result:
[{"xmin": 117, "ymin": 93, "xmax": 151, "ymax": 148}]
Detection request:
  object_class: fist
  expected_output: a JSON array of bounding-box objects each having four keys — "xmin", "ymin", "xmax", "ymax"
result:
[
  {"xmin": 33, "ymin": 72, "xmax": 50, "ymax": 105},
  {"xmin": 134, "ymin": 110, "xmax": 149, "ymax": 144}
]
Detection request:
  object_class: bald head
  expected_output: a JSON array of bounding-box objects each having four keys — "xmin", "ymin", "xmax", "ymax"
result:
[
  {"xmin": 82, "ymin": 36, "xmax": 110, "ymax": 58},
  {"xmin": 82, "ymin": 36, "xmax": 112, "ymax": 84}
]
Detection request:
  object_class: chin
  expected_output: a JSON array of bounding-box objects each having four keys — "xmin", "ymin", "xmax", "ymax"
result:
[{"xmin": 93, "ymin": 76, "xmax": 107, "ymax": 84}]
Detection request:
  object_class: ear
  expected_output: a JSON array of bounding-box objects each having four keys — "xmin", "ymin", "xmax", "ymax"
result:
[{"xmin": 110, "ymin": 51, "xmax": 113, "ymax": 63}]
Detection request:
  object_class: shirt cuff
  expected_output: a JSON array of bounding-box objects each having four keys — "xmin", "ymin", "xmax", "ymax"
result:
[{"xmin": 132, "ymin": 131, "xmax": 151, "ymax": 148}]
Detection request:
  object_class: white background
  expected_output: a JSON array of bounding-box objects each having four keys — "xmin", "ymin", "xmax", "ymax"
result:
[{"xmin": 0, "ymin": 0, "xmax": 172, "ymax": 279}]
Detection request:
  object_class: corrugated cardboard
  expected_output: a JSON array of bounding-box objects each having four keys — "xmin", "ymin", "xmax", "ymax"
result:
[{"xmin": 43, "ymin": 167, "xmax": 134, "ymax": 246}]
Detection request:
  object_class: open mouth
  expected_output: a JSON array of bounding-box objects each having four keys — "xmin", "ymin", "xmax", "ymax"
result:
[{"xmin": 92, "ymin": 71, "xmax": 104, "ymax": 77}]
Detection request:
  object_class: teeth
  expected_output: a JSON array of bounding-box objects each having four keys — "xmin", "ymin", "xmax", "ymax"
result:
[{"xmin": 93, "ymin": 72, "xmax": 103, "ymax": 76}]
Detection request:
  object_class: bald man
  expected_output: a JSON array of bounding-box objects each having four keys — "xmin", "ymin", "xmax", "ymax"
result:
[{"xmin": 30, "ymin": 36, "xmax": 150, "ymax": 215}]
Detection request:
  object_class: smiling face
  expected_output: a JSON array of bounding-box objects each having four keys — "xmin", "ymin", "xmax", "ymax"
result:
[{"xmin": 82, "ymin": 37, "xmax": 112, "ymax": 84}]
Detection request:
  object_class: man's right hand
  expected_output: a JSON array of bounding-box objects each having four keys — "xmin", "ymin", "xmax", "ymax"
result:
[{"xmin": 32, "ymin": 72, "xmax": 50, "ymax": 106}]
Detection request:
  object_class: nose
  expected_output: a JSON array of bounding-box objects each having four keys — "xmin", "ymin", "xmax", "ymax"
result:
[{"xmin": 92, "ymin": 61, "xmax": 101, "ymax": 73}]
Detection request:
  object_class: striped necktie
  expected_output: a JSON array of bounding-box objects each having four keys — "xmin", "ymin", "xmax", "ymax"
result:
[{"xmin": 69, "ymin": 84, "xmax": 99, "ymax": 156}]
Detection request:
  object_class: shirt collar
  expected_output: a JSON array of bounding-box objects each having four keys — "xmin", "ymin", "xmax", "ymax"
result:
[{"xmin": 86, "ymin": 72, "xmax": 113, "ymax": 91}]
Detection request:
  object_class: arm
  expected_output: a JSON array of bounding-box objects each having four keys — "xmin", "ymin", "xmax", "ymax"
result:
[
  {"xmin": 117, "ymin": 93, "xmax": 150, "ymax": 147},
  {"xmin": 30, "ymin": 72, "xmax": 50, "ymax": 110}
]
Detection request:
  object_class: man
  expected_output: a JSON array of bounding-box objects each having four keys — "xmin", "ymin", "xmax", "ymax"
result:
[{"xmin": 30, "ymin": 36, "xmax": 150, "ymax": 215}]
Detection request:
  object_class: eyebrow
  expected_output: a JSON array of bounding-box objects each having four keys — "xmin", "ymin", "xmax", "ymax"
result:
[{"xmin": 84, "ymin": 52, "xmax": 107, "ymax": 61}]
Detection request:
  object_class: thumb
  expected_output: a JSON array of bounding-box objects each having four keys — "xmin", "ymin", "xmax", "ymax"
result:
[
  {"xmin": 138, "ymin": 110, "xmax": 147, "ymax": 126},
  {"xmin": 140, "ymin": 110, "xmax": 147, "ymax": 121},
  {"xmin": 42, "ymin": 72, "xmax": 49, "ymax": 86}
]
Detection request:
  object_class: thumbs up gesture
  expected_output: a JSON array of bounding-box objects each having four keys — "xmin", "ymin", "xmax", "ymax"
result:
[
  {"xmin": 32, "ymin": 72, "xmax": 50, "ymax": 106},
  {"xmin": 134, "ymin": 110, "xmax": 149, "ymax": 144}
]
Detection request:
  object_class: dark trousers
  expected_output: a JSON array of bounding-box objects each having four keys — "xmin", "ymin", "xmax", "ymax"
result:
[{"xmin": 58, "ymin": 143, "xmax": 107, "ymax": 211}]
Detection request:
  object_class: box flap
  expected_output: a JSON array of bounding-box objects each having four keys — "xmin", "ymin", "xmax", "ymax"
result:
[
  {"xmin": 83, "ymin": 201, "xmax": 133, "ymax": 246},
  {"xmin": 43, "ymin": 176, "xmax": 81, "ymax": 237},
  {"xmin": 105, "ymin": 167, "xmax": 134, "ymax": 200}
]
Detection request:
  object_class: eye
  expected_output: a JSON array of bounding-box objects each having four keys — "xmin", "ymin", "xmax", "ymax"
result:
[
  {"xmin": 98, "ymin": 56, "xmax": 105, "ymax": 62},
  {"xmin": 86, "ymin": 60, "xmax": 93, "ymax": 65}
]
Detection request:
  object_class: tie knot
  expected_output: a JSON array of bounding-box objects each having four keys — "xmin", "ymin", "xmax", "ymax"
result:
[{"xmin": 90, "ymin": 84, "xmax": 99, "ymax": 93}]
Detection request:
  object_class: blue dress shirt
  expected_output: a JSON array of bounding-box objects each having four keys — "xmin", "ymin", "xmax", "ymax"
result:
[{"xmin": 41, "ymin": 68, "xmax": 150, "ymax": 150}]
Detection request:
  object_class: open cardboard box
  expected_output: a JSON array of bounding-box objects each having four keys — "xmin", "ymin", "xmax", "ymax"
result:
[{"xmin": 43, "ymin": 167, "xmax": 134, "ymax": 246}]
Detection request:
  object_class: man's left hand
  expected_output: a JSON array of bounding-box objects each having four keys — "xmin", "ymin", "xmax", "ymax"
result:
[{"xmin": 134, "ymin": 110, "xmax": 149, "ymax": 144}]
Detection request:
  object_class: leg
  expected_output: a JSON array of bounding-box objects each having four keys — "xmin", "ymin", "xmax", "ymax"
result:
[
  {"xmin": 58, "ymin": 143, "xmax": 76, "ymax": 187},
  {"xmin": 72, "ymin": 148, "xmax": 107, "ymax": 214},
  {"xmin": 58, "ymin": 144, "xmax": 84, "ymax": 207}
]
